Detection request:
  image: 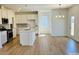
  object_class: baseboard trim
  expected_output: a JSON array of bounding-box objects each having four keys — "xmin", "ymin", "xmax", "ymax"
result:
[
  {"xmin": 72, "ymin": 39, "xmax": 79, "ymax": 44},
  {"xmin": 66, "ymin": 36, "xmax": 79, "ymax": 44},
  {"xmin": 16, "ymin": 34, "xmax": 19, "ymax": 36},
  {"xmin": 65, "ymin": 36, "xmax": 70, "ymax": 38},
  {"xmin": 13, "ymin": 37, "xmax": 16, "ymax": 39}
]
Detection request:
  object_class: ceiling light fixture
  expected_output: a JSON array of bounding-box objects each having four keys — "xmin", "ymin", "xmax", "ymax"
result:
[{"xmin": 55, "ymin": 4, "xmax": 65, "ymax": 18}]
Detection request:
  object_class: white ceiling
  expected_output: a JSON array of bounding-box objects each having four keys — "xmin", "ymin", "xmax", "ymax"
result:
[{"xmin": 2, "ymin": 4, "xmax": 73, "ymax": 12}]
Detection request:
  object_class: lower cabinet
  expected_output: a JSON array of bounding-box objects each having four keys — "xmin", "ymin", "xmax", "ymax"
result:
[
  {"xmin": 19, "ymin": 30, "xmax": 36, "ymax": 46},
  {"xmin": 0, "ymin": 33, "xmax": 2, "ymax": 48},
  {"xmin": 13, "ymin": 29, "xmax": 16, "ymax": 38},
  {"xmin": 1, "ymin": 31, "xmax": 7, "ymax": 44}
]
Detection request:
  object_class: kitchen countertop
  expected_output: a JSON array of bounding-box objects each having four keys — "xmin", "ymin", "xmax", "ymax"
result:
[{"xmin": 0, "ymin": 30, "xmax": 7, "ymax": 32}]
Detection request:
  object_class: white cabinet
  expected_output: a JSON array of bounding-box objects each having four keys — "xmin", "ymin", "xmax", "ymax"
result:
[
  {"xmin": 0, "ymin": 31, "xmax": 7, "ymax": 48},
  {"xmin": 0, "ymin": 33, "xmax": 2, "ymax": 48},
  {"xmin": 1, "ymin": 31, "xmax": 7, "ymax": 44},
  {"xmin": 21, "ymin": 15, "xmax": 27, "ymax": 23},
  {"xmin": 0, "ymin": 9, "xmax": 2, "ymax": 24},
  {"xmin": 0, "ymin": 7, "xmax": 15, "ymax": 24},
  {"xmin": 19, "ymin": 30, "xmax": 36, "ymax": 46},
  {"xmin": 15, "ymin": 14, "xmax": 37, "ymax": 23},
  {"xmin": 27, "ymin": 14, "xmax": 37, "ymax": 19},
  {"xmin": 16, "ymin": 15, "xmax": 27, "ymax": 23},
  {"xmin": 1, "ymin": 7, "xmax": 7, "ymax": 18},
  {"xmin": 15, "ymin": 15, "xmax": 22, "ymax": 23},
  {"xmin": 13, "ymin": 29, "xmax": 16, "ymax": 38},
  {"xmin": 7, "ymin": 10, "xmax": 13, "ymax": 24}
]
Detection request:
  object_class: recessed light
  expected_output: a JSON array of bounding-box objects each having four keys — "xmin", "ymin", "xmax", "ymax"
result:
[
  {"xmin": 63, "ymin": 15, "xmax": 65, "ymax": 18},
  {"xmin": 56, "ymin": 16, "xmax": 57, "ymax": 18},
  {"xmin": 59, "ymin": 15, "xmax": 61, "ymax": 18}
]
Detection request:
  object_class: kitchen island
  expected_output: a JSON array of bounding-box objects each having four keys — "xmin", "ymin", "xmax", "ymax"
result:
[{"xmin": 19, "ymin": 29, "xmax": 36, "ymax": 46}]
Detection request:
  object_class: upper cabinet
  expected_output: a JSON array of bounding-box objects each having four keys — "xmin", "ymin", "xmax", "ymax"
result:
[
  {"xmin": 21, "ymin": 15, "xmax": 28, "ymax": 23},
  {"xmin": 27, "ymin": 14, "xmax": 37, "ymax": 19},
  {"xmin": 15, "ymin": 15, "xmax": 22, "ymax": 23},
  {"xmin": 15, "ymin": 14, "xmax": 37, "ymax": 24},
  {"xmin": 7, "ymin": 10, "xmax": 13, "ymax": 24},
  {"xmin": 15, "ymin": 15, "xmax": 28, "ymax": 23},
  {"xmin": 1, "ymin": 7, "xmax": 8, "ymax": 18},
  {"xmin": 0, "ymin": 6, "xmax": 15, "ymax": 24}
]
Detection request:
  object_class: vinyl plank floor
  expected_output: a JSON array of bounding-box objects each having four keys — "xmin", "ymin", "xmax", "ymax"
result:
[{"xmin": 0, "ymin": 35, "xmax": 79, "ymax": 55}]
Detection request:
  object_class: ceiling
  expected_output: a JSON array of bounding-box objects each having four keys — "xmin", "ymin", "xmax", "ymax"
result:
[{"xmin": 2, "ymin": 4, "xmax": 73, "ymax": 12}]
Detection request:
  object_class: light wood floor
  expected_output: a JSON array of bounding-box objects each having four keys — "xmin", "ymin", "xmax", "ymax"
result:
[{"xmin": 0, "ymin": 35, "xmax": 79, "ymax": 55}]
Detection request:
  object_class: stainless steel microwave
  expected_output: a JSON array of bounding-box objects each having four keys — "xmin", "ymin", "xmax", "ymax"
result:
[{"xmin": 2, "ymin": 18, "xmax": 8, "ymax": 24}]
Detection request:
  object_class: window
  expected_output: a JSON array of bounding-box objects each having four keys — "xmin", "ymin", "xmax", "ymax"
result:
[
  {"xmin": 71, "ymin": 16, "xmax": 75, "ymax": 36},
  {"xmin": 40, "ymin": 16, "xmax": 49, "ymax": 28}
]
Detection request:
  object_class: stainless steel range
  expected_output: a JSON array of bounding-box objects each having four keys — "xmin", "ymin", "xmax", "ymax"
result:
[{"xmin": 7, "ymin": 29, "xmax": 13, "ymax": 42}]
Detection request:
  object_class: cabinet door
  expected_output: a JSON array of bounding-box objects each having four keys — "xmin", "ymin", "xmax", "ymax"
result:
[
  {"xmin": 8, "ymin": 10, "xmax": 12, "ymax": 24},
  {"xmin": 13, "ymin": 29, "xmax": 16, "ymax": 38},
  {"xmin": 21, "ymin": 15, "xmax": 27, "ymax": 23},
  {"xmin": 15, "ymin": 15, "xmax": 22, "ymax": 23},
  {"xmin": 0, "ymin": 9, "xmax": 2, "ymax": 24},
  {"xmin": 27, "ymin": 14, "xmax": 37, "ymax": 19},
  {"xmin": 2, "ymin": 8, "xmax": 7, "ymax": 18},
  {"xmin": 1, "ymin": 31, "xmax": 7, "ymax": 44},
  {"xmin": 0, "ymin": 33, "xmax": 2, "ymax": 48}
]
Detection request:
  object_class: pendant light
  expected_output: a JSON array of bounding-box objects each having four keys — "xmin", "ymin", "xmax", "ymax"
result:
[{"xmin": 55, "ymin": 4, "xmax": 65, "ymax": 18}]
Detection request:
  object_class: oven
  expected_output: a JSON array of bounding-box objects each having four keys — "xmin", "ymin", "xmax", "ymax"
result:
[{"xmin": 7, "ymin": 29, "xmax": 13, "ymax": 42}]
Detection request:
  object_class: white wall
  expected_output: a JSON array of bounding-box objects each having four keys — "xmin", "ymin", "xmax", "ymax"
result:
[
  {"xmin": 38, "ymin": 10, "xmax": 52, "ymax": 34},
  {"xmin": 51, "ymin": 9, "xmax": 68, "ymax": 36},
  {"xmin": 15, "ymin": 9, "xmax": 68, "ymax": 36},
  {"xmin": 68, "ymin": 5, "xmax": 79, "ymax": 41},
  {"xmin": 38, "ymin": 9, "xmax": 68, "ymax": 36}
]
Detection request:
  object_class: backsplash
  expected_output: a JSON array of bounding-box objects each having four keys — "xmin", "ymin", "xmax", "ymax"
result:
[{"xmin": 0, "ymin": 24, "xmax": 10, "ymax": 29}]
